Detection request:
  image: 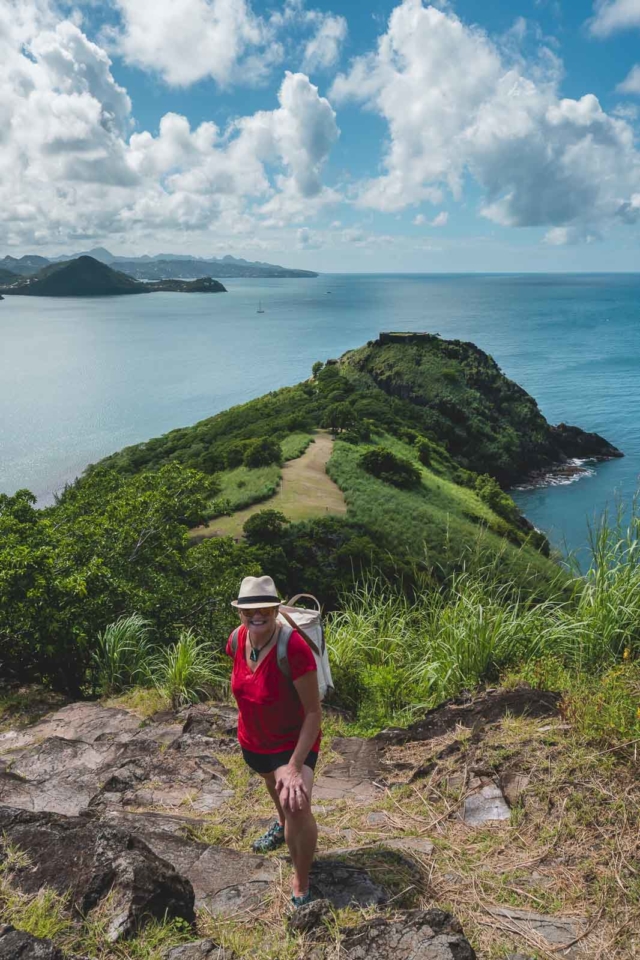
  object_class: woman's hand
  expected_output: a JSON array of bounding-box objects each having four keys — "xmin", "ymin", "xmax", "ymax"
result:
[{"xmin": 276, "ymin": 763, "xmax": 309, "ymax": 812}]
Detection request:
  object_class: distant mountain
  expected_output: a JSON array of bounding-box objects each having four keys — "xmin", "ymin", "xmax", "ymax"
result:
[
  {"xmin": 0, "ymin": 257, "xmax": 226, "ymax": 297},
  {"xmin": 0, "ymin": 267, "xmax": 19, "ymax": 283},
  {"xmin": 0, "ymin": 255, "xmax": 50, "ymax": 276},
  {"xmin": 1, "ymin": 249, "xmax": 318, "ymax": 279}
]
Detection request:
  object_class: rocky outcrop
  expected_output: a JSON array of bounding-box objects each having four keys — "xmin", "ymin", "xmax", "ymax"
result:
[
  {"xmin": 0, "ymin": 808, "xmax": 195, "ymax": 941},
  {"xmin": 0, "ymin": 925, "xmax": 69, "ymax": 960}
]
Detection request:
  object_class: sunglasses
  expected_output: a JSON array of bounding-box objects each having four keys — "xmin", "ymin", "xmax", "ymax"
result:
[{"xmin": 240, "ymin": 607, "xmax": 277, "ymax": 617}]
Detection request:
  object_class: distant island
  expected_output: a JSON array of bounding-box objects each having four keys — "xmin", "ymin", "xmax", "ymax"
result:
[
  {"xmin": 0, "ymin": 256, "xmax": 227, "ymax": 298},
  {"xmin": 0, "ymin": 247, "xmax": 318, "ymax": 280}
]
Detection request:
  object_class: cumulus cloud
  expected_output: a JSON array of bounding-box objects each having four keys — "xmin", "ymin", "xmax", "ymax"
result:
[
  {"xmin": 109, "ymin": 0, "xmax": 346, "ymax": 88},
  {"xmin": 588, "ymin": 0, "xmax": 640, "ymax": 37},
  {"xmin": 110, "ymin": 0, "xmax": 276, "ymax": 87},
  {"xmin": 0, "ymin": 3, "xmax": 340, "ymax": 249},
  {"xmin": 432, "ymin": 211, "xmax": 448, "ymax": 226},
  {"xmin": 617, "ymin": 64, "xmax": 640, "ymax": 94},
  {"xmin": 413, "ymin": 213, "xmax": 426, "ymax": 225},
  {"xmin": 302, "ymin": 14, "xmax": 348, "ymax": 71},
  {"xmin": 331, "ymin": 0, "xmax": 640, "ymax": 239}
]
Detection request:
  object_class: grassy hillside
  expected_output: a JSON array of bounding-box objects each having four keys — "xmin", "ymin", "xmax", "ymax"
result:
[{"xmin": 83, "ymin": 333, "xmax": 623, "ymax": 597}]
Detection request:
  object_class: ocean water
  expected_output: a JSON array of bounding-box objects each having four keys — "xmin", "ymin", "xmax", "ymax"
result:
[{"xmin": 1, "ymin": 273, "xmax": 638, "ymax": 557}]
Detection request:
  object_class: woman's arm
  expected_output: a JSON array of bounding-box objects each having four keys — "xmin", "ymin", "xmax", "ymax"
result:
[{"xmin": 276, "ymin": 670, "xmax": 322, "ymax": 811}]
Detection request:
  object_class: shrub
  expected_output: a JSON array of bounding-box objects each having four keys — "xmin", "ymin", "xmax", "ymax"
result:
[
  {"xmin": 91, "ymin": 613, "xmax": 152, "ymax": 695},
  {"xmin": 415, "ymin": 438, "xmax": 433, "ymax": 466},
  {"xmin": 475, "ymin": 474, "xmax": 521, "ymax": 525},
  {"xmin": 242, "ymin": 437, "xmax": 283, "ymax": 469},
  {"xmin": 243, "ymin": 509, "xmax": 290, "ymax": 545},
  {"xmin": 312, "ymin": 360, "xmax": 324, "ymax": 377},
  {"xmin": 360, "ymin": 447, "xmax": 422, "ymax": 489},
  {"xmin": 147, "ymin": 629, "xmax": 226, "ymax": 708}
]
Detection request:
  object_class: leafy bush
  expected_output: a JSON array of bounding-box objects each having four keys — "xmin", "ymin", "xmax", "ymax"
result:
[
  {"xmin": 243, "ymin": 509, "xmax": 290, "ymax": 545},
  {"xmin": 475, "ymin": 474, "xmax": 521, "ymax": 525},
  {"xmin": 360, "ymin": 447, "xmax": 422, "ymax": 489},
  {"xmin": 91, "ymin": 614, "xmax": 152, "ymax": 694},
  {"xmin": 243, "ymin": 437, "xmax": 283, "ymax": 468},
  {"xmin": 415, "ymin": 438, "xmax": 433, "ymax": 466}
]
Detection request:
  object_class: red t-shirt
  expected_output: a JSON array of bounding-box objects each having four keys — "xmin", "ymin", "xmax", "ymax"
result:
[{"xmin": 226, "ymin": 625, "xmax": 321, "ymax": 754}]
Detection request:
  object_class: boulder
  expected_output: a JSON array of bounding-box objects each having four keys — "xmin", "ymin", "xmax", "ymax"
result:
[
  {"xmin": 0, "ymin": 924, "xmax": 88, "ymax": 960},
  {"xmin": 0, "ymin": 808, "xmax": 195, "ymax": 941},
  {"xmin": 315, "ymin": 909, "xmax": 476, "ymax": 959},
  {"xmin": 463, "ymin": 778, "xmax": 511, "ymax": 826},
  {"xmin": 309, "ymin": 857, "xmax": 389, "ymax": 909},
  {"xmin": 134, "ymin": 830, "xmax": 278, "ymax": 917}
]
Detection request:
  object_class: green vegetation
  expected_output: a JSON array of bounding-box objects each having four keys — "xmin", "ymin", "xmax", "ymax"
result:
[
  {"xmin": 210, "ymin": 463, "xmax": 281, "ymax": 516},
  {"xmin": 327, "ymin": 506, "xmax": 640, "ymax": 734},
  {"xmin": 91, "ymin": 614, "xmax": 152, "ymax": 695},
  {"xmin": 146, "ymin": 628, "xmax": 227, "ymax": 707},
  {"xmin": 360, "ymin": 446, "xmax": 422, "ymax": 488}
]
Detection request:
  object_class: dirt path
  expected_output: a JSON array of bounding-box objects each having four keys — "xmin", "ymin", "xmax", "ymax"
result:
[{"xmin": 194, "ymin": 431, "xmax": 346, "ymax": 540}]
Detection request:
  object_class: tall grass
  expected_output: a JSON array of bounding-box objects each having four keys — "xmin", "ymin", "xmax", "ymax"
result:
[
  {"xmin": 327, "ymin": 505, "xmax": 640, "ymax": 730},
  {"xmin": 146, "ymin": 629, "xmax": 228, "ymax": 708},
  {"xmin": 91, "ymin": 614, "xmax": 153, "ymax": 695}
]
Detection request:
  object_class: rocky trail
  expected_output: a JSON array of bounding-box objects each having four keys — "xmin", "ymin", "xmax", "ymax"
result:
[{"xmin": 0, "ymin": 687, "xmax": 636, "ymax": 959}]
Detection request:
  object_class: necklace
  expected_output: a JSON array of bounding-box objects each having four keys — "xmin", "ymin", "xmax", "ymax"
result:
[{"xmin": 248, "ymin": 623, "xmax": 278, "ymax": 663}]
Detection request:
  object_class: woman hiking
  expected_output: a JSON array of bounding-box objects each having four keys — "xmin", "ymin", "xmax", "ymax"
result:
[{"xmin": 226, "ymin": 575, "xmax": 321, "ymax": 908}]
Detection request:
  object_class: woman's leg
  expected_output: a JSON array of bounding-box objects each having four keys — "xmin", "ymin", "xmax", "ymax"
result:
[
  {"xmin": 275, "ymin": 764, "xmax": 317, "ymax": 896},
  {"xmin": 261, "ymin": 771, "xmax": 286, "ymax": 825}
]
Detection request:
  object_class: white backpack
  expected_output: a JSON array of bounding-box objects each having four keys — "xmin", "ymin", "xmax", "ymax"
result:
[{"xmin": 231, "ymin": 593, "xmax": 334, "ymax": 700}]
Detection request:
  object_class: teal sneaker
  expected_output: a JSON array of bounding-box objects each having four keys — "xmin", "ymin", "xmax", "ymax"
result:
[
  {"xmin": 251, "ymin": 820, "xmax": 285, "ymax": 853},
  {"xmin": 291, "ymin": 890, "xmax": 313, "ymax": 908}
]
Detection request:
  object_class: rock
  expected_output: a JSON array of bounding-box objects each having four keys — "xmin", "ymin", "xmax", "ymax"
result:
[
  {"xmin": 314, "ymin": 738, "xmax": 384, "ymax": 802},
  {"xmin": 463, "ymin": 779, "xmax": 511, "ymax": 826},
  {"xmin": 381, "ymin": 837, "xmax": 435, "ymax": 857},
  {"xmin": 505, "ymin": 955, "xmax": 535, "ymax": 960},
  {"xmin": 366, "ymin": 812, "xmax": 388, "ymax": 827},
  {"xmin": 323, "ymin": 909, "xmax": 476, "ymax": 959},
  {"xmin": 486, "ymin": 907, "xmax": 588, "ymax": 957},
  {"xmin": 0, "ymin": 705, "xmax": 234, "ymax": 817},
  {"xmin": 286, "ymin": 898, "xmax": 332, "ymax": 935},
  {"xmin": 309, "ymin": 857, "xmax": 388, "ymax": 909},
  {"xmin": 163, "ymin": 940, "xmax": 234, "ymax": 960},
  {"xmin": 501, "ymin": 773, "xmax": 530, "ymax": 807},
  {"xmin": 0, "ymin": 924, "xmax": 84, "ymax": 960},
  {"xmin": 133, "ymin": 830, "xmax": 278, "ymax": 917},
  {"xmin": 0, "ymin": 807, "xmax": 195, "ymax": 941},
  {"xmin": 377, "ymin": 688, "xmax": 560, "ymax": 746}
]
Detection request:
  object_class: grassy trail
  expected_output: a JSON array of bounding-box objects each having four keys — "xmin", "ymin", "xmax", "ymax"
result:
[{"xmin": 194, "ymin": 432, "xmax": 346, "ymax": 539}]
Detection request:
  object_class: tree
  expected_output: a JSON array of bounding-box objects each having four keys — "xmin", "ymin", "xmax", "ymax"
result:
[
  {"xmin": 243, "ymin": 510, "xmax": 290, "ymax": 545},
  {"xmin": 312, "ymin": 361, "xmax": 324, "ymax": 378},
  {"xmin": 242, "ymin": 437, "xmax": 283, "ymax": 468},
  {"xmin": 322, "ymin": 402, "xmax": 356, "ymax": 435}
]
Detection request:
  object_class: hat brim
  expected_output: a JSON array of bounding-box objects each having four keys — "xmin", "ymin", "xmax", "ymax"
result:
[{"xmin": 231, "ymin": 599, "xmax": 281, "ymax": 609}]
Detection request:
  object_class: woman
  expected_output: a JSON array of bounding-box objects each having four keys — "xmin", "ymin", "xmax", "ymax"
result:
[{"xmin": 226, "ymin": 575, "xmax": 322, "ymax": 907}]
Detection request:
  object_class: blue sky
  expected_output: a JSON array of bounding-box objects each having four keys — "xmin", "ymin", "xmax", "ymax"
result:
[{"xmin": 2, "ymin": 0, "xmax": 640, "ymax": 271}]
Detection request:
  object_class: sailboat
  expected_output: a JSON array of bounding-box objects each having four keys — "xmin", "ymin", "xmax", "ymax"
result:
[{"xmin": 257, "ymin": 300, "xmax": 265, "ymax": 314}]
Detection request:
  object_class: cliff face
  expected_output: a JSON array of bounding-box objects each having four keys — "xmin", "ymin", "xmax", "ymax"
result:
[{"xmin": 341, "ymin": 334, "xmax": 622, "ymax": 486}]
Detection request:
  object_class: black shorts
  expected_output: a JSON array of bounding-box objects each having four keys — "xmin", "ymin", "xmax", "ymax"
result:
[{"xmin": 241, "ymin": 747, "xmax": 319, "ymax": 775}]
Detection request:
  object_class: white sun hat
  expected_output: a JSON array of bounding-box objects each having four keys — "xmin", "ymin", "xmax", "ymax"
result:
[{"xmin": 231, "ymin": 575, "xmax": 281, "ymax": 609}]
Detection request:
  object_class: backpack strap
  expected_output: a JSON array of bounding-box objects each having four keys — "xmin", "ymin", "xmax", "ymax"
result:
[
  {"xmin": 277, "ymin": 623, "xmax": 294, "ymax": 680},
  {"xmin": 279, "ymin": 608, "xmax": 321, "ymax": 656},
  {"xmin": 230, "ymin": 626, "xmax": 241, "ymax": 656}
]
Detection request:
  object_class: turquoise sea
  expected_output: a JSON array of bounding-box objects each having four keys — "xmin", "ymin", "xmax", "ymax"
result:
[{"xmin": 1, "ymin": 274, "xmax": 638, "ymax": 557}]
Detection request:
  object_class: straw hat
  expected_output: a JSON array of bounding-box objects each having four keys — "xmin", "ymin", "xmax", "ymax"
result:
[{"xmin": 231, "ymin": 575, "xmax": 281, "ymax": 609}]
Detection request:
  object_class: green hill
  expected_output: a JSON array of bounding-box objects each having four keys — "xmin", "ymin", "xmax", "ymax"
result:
[
  {"xmin": 0, "ymin": 256, "xmax": 226, "ymax": 297},
  {"xmin": 86, "ymin": 332, "xmax": 622, "ymax": 596}
]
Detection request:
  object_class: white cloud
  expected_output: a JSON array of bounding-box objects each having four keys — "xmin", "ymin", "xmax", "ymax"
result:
[
  {"xmin": 617, "ymin": 64, "xmax": 640, "ymax": 94},
  {"xmin": 302, "ymin": 14, "xmax": 347, "ymax": 71},
  {"xmin": 588, "ymin": 0, "xmax": 640, "ymax": 37},
  {"xmin": 331, "ymin": 1, "xmax": 640, "ymax": 239},
  {"xmin": 110, "ymin": 0, "xmax": 276, "ymax": 87},
  {"xmin": 432, "ymin": 211, "xmax": 448, "ymax": 226},
  {"xmin": 0, "ymin": 3, "xmax": 340, "ymax": 250},
  {"xmin": 413, "ymin": 213, "xmax": 426, "ymax": 225}
]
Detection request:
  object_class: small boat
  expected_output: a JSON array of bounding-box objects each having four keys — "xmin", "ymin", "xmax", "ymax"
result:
[{"xmin": 257, "ymin": 300, "xmax": 265, "ymax": 314}]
